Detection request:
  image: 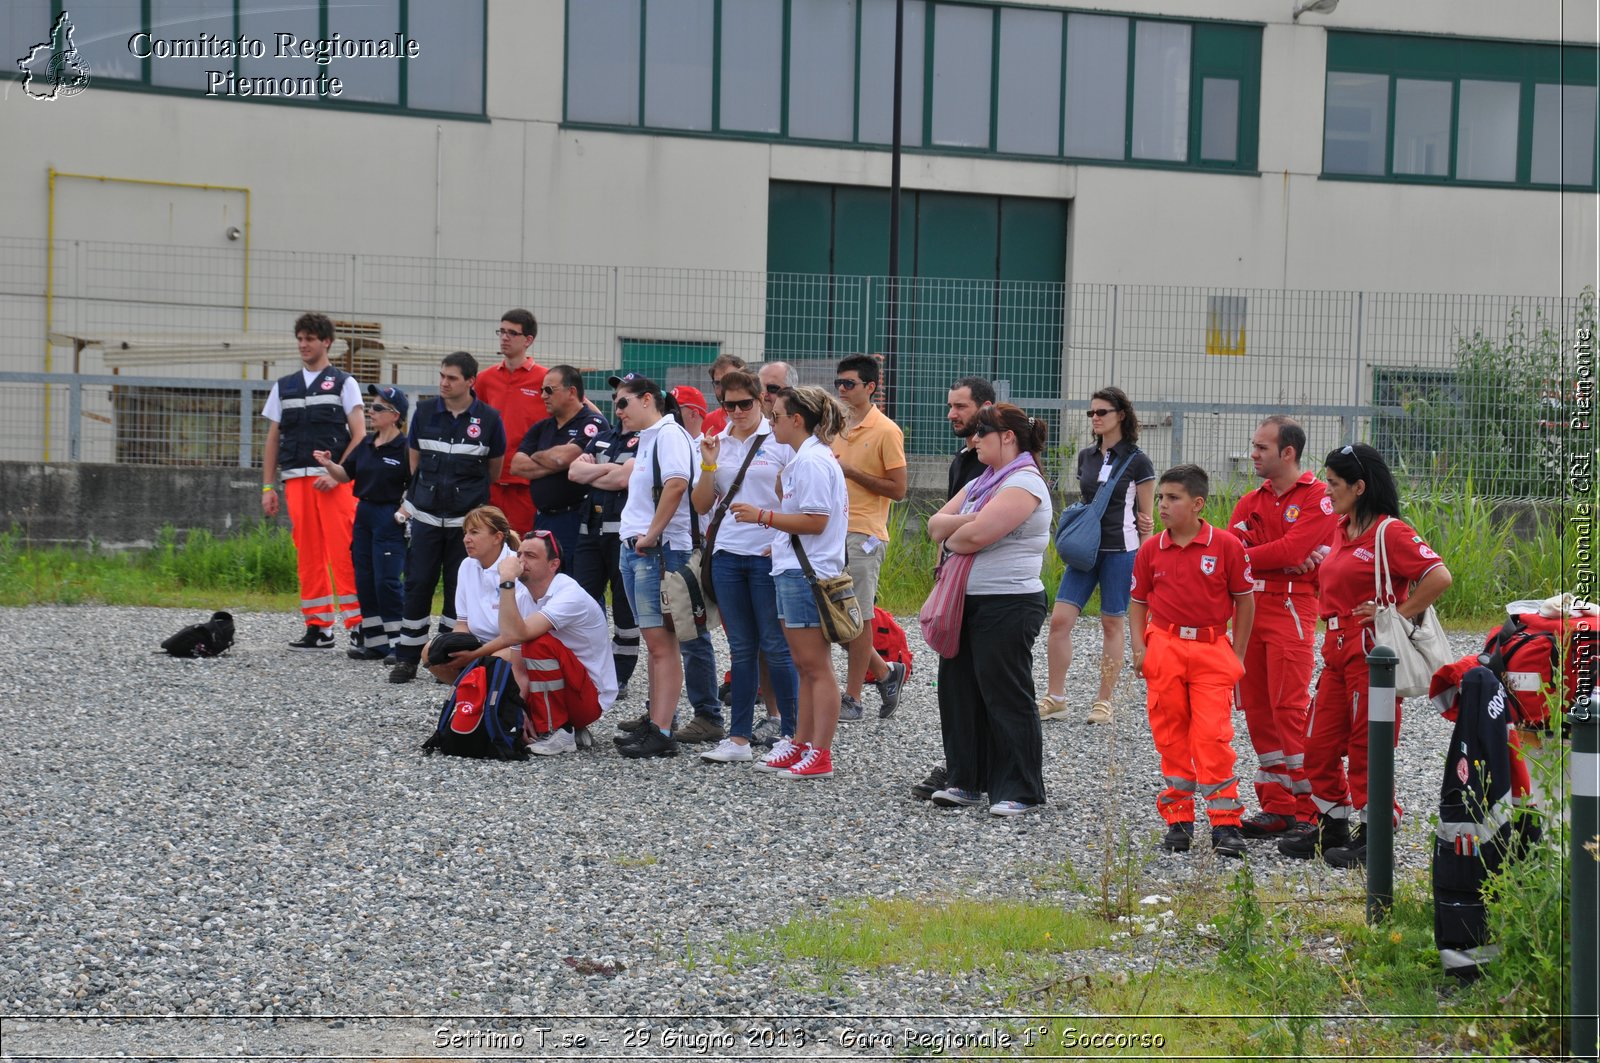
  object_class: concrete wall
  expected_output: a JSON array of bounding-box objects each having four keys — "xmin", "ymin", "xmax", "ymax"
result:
[{"xmin": 0, "ymin": 462, "xmax": 264, "ymax": 548}]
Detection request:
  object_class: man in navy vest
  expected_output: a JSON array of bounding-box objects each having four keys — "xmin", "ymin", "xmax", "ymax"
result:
[
  {"xmin": 389, "ymin": 351, "xmax": 507, "ymax": 684},
  {"xmin": 260, "ymin": 312, "xmax": 366, "ymax": 649}
]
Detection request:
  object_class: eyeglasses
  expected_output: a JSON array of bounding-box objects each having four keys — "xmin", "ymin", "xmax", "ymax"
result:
[
  {"xmin": 540, "ymin": 384, "xmax": 567, "ymax": 397},
  {"xmin": 368, "ymin": 403, "xmax": 396, "ymax": 415},
  {"xmin": 495, "ymin": 328, "xmax": 525, "ymax": 338},
  {"xmin": 613, "ymin": 396, "xmax": 631, "ymax": 411},
  {"xmin": 1339, "ymin": 444, "xmax": 1368, "ymax": 478},
  {"xmin": 834, "ymin": 378, "xmax": 860, "ymax": 391},
  {"xmin": 1086, "ymin": 407, "xmax": 1117, "ymax": 419},
  {"xmin": 722, "ymin": 397, "xmax": 757, "ymax": 413},
  {"xmin": 764, "ymin": 383, "xmax": 783, "ymax": 395},
  {"xmin": 527, "ymin": 528, "xmax": 561, "ymax": 562}
]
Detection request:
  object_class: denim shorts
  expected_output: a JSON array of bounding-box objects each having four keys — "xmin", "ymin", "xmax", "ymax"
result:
[
  {"xmin": 619, "ymin": 544, "xmax": 692, "ymax": 630},
  {"xmin": 1055, "ymin": 548, "xmax": 1136, "ymax": 616},
  {"xmin": 773, "ymin": 569, "xmax": 821, "ymax": 628}
]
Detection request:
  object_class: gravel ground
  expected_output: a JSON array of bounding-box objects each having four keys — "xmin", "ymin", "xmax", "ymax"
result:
[{"xmin": 0, "ymin": 605, "xmax": 1492, "ymax": 1059}]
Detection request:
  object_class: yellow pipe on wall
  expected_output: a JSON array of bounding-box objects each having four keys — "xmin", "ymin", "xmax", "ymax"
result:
[{"xmin": 44, "ymin": 169, "xmax": 253, "ymax": 459}]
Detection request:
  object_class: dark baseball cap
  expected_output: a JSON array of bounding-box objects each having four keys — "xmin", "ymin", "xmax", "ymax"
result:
[
  {"xmin": 365, "ymin": 383, "xmax": 410, "ymax": 418},
  {"xmin": 606, "ymin": 371, "xmax": 648, "ymax": 388}
]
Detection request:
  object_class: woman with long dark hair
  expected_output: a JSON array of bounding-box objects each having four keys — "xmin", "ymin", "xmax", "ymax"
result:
[
  {"xmin": 924, "ymin": 403, "xmax": 1053, "ymax": 816},
  {"xmin": 1279, "ymin": 442, "xmax": 1451, "ymax": 867},
  {"xmin": 1039, "ymin": 387, "xmax": 1155, "ymax": 726}
]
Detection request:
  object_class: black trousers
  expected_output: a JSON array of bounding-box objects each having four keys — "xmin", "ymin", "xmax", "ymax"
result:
[
  {"xmin": 937, "ymin": 591, "xmax": 1049, "ymax": 805},
  {"xmin": 573, "ymin": 530, "xmax": 640, "ymax": 688},
  {"xmin": 395, "ymin": 520, "xmax": 466, "ymax": 664}
]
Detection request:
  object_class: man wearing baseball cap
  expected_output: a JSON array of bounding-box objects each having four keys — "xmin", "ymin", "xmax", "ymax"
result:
[{"xmin": 670, "ymin": 385, "xmax": 708, "ymax": 440}]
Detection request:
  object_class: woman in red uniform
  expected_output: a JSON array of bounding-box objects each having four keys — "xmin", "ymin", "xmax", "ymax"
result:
[{"xmin": 1280, "ymin": 443, "xmax": 1451, "ymax": 867}]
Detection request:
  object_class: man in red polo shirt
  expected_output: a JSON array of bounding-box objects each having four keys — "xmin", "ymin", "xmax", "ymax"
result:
[
  {"xmin": 1227, "ymin": 416, "xmax": 1337, "ymax": 838},
  {"xmin": 474, "ymin": 308, "xmax": 547, "ymax": 535},
  {"xmin": 1129, "ymin": 464, "xmax": 1255, "ymax": 858}
]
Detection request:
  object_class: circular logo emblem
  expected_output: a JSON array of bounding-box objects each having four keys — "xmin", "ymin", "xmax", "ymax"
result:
[
  {"xmin": 466, "ymin": 424, "xmax": 481, "ymax": 439},
  {"xmin": 1285, "ymin": 504, "xmax": 1301, "ymax": 524},
  {"xmin": 1456, "ymin": 758, "xmax": 1470, "ymax": 784},
  {"xmin": 1320, "ymin": 496, "xmax": 1334, "ymax": 515},
  {"xmin": 320, "ymin": 378, "xmax": 335, "ymax": 391},
  {"xmin": 583, "ymin": 423, "xmax": 599, "ymax": 438}
]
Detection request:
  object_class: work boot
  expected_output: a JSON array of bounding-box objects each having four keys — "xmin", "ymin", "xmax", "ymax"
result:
[
  {"xmin": 1323, "ymin": 825, "xmax": 1368, "ymax": 869},
  {"xmin": 387, "ymin": 659, "xmax": 418, "ymax": 684},
  {"xmin": 1161, "ymin": 821, "xmax": 1195, "ymax": 852},
  {"xmin": 1278, "ymin": 813, "xmax": 1350, "ymax": 860},
  {"xmin": 1211, "ymin": 825, "xmax": 1247, "ymax": 858},
  {"xmin": 1240, "ymin": 812, "xmax": 1298, "ymax": 838}
]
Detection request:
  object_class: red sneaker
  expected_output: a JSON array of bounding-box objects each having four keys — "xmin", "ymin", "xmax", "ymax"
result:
[
  {"xmin": 754, "ymin": 738, "xmax": 805, "ymax": 774},
  {"xmin": 783, "ymin": 746, "xmax": 833, "ymax": 780}
]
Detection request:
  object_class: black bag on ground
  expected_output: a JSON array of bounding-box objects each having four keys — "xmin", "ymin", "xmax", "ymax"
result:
[
  {"xmin": 421, "ymin": 657, "xmax": 528, "ymax": 760},
  {"xmin": 160, "ymin": 611, "xmax": 235, "ymax": 658}
]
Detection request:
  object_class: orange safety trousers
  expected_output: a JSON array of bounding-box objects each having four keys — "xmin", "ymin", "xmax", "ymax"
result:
[
  {"xmin": 283, "ymin": 476, "xmax": 361, "ymax": 630},
  {"xmin": 1239, "ymin": 590, "xmax": 1318, "ymax": 821},
  {"xmin": 520, "ymin": 634, "xmax": 602, "ymax": 735},
  {"xmin": 1143, "ymin": 628, "xmax": 1246, "ymax": 827},
  {"xmin": 1304, "ymin": 627, "xmax": 1402, "ymax": 826}
]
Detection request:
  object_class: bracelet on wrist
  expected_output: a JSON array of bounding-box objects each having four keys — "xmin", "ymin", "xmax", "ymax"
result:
[
  {"xmin": 261, "ymin": 484, "xmax": 275, "ymax": 493},
  {"xmin": 700, "ymin": 462, "xmax": 718, "ymax": 472}
]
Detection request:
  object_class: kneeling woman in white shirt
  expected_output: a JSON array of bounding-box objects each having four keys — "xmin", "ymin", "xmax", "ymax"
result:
[
  {"xmin": 730, "ymin": 385, "xmax": 848, "ymax": 782},
  {"xmin": 424, "ymin": 505, "xmax": 535, "ymax": 683}
]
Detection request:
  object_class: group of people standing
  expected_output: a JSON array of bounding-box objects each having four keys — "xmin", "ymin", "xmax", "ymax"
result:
[{"xmin": 262, "ymin": 310, "xmax": 1452, "ymax": 861}]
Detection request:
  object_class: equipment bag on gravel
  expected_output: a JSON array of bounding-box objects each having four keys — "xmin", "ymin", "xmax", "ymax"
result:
[
  {"xmin": 159, "ymin": 611, "xmax": 235, "ymax": 658},
  {"xmin": 422, "ymin": 657, "xmax": 528, "ymax": 760}
]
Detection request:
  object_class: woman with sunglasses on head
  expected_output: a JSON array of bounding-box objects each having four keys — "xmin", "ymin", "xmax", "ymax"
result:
[
  {"xmin": 925, "ymin": 404, "xmax": 1053, "ymax": 816},
  {"xmin": 314, "ymin": 385, "xmax": 412, "ymax": 663},
  {"xmin": 690, "ymin": 370, "xmax": 801, "ymax": 764},
  {"xmin": 1279, "ymin": 442, "xmax": 1451, "ymax": 867},
  {"xmin": 730, "ymin": 386, "xmax": 848, "ymax": 781},
  {"xmin": 1039, "ymin": 387, "xmax": 1156, "ymax": 727}
]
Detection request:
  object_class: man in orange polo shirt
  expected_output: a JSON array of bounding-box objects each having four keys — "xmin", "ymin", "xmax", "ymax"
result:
[
  {"xmin": 1129, "ymin": 464, "xmax": 1255, "ymax": 858},
  {"xmin": 830, "ymin": 354, "xmax": 909, "ymax": 721},
  {"xmin": 474, "ymin": 308, "xmax": 547, "ymax": 535},
  {"xmin": 1228, "ymin": 416, "xmax": 1336, "ymax": 838}
]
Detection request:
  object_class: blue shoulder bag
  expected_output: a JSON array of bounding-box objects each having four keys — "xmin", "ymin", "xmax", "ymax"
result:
[{"xmin": 1053, "ymin": 451, "xmax": 1136, "ymax": 572}]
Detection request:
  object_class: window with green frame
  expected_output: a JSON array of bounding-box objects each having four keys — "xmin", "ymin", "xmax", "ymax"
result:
[
  {"xmin": 563, "ymin": 0, "xmax": 1261, "ymax": 172},
  {"xmin": 1323, "ymin": 31, "xmax": 1599, "ymax": 190},
  {"xmin": 0, "ymin": 0, "xmax": 485, "ymax": 116}
]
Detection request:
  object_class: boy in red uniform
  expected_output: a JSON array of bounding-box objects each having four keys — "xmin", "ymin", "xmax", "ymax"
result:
[{"xmin": 1130, "ymin": 464, "xmax": 1255, "ymax": 857}]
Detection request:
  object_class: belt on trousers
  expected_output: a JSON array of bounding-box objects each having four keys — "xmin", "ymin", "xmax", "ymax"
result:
[
  {"xmin": 1253, "ymin": 579, "xmax": 1312, "ymax": 594},
  {"xmin": 1151, "ymin": 619, "xmax": 1227, "ymax": 643}
]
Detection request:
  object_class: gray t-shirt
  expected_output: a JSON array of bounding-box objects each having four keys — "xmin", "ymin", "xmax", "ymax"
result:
[{"xmin": 965, "ymin": 467, "xmax": 1051, "ymax": 595}]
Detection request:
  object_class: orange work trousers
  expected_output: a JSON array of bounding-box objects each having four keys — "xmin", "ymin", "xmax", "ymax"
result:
[
  {"xmin": 520, "ymin": 634, "xmax": 602, "ymax": 735},
  {"xmin": 1143, "ymin": 628, "xmax": 1246, "ymax": 827},
  {"xmin": 1239, "ymin": 590, "xmax": 1318, "ymax": 821},
  {"xmin": 283, "ymin": 476, "xmax": 360, "ymax": 630}
]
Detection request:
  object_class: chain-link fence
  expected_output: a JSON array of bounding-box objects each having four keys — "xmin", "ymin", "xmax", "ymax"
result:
[{"xmin": 1, "ymin": 236, "xmax": 1590, "ymax": 501}]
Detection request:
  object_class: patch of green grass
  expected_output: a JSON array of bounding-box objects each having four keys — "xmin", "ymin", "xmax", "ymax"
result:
[{"xmin": 611, "ymin": 853, "xmax": 658, "ymax": 868}]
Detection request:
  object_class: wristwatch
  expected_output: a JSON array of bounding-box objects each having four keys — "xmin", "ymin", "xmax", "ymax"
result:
[{"xmin": 498, "ymin": 580, "xmax": 517, "ymax": 591}]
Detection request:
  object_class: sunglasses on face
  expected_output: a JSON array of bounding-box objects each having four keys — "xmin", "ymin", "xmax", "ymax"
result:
[
  {"xmin": 613, "ymin": 396, "xmax": 631, "ymax": 411},
  {"xmin": 764, "ymin": 383, "xmax": 783, "ymax": 395},
  {"xmin": 972, "ymin": 422, "xmax": 1002, "ymax": 438},
  {"xmin": 1086, "ymin": 407, "xmax": 1117, "ymax": 419},
  {"xmin": 834, "ymin": 378, "xmax": 860, "ymax": 391},
  {"xmin": 540, "ymin": 384, "xmax": 568, "ymax": 397},
  {"xmin": 495, "ymin": 328, "xmax": 525, "ymax": 338},
  {"xmin": 368, "ymin": 403, "xmax": 396, "ymax": 415},
  {"xmin": 722, "ymin": 397, "xmax": 757, "ymax": 412}
]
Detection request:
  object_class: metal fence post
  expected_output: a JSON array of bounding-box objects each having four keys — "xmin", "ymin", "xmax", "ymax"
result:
[
  {"xmin": 67, "ymin": 376, "xmax": 82, "ymax": 462},
  {"xmin": 1573, "ymin": 703, "xmax": 1599, "ymax": 1063},
  {"xmin": 1366, "ymin": 644, "xmax": 1397, "ymax": 924},
  {"xmin": 1170, "ymin": 410, "xmax": 1184, "ymax": 468},
  {"xmin": 238, "ymin": 384, "xmax": 254, "ymax": 469}
]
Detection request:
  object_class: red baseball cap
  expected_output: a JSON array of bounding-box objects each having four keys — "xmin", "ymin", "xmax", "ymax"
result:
[{"xmin": 669, "ymin": 385, "xmax": 707, "ymax": 416}]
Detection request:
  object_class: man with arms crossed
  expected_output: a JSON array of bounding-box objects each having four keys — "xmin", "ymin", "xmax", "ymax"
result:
[{"xmin": 510, "ymin": 364, "xmax": 608, "ymax": 570}]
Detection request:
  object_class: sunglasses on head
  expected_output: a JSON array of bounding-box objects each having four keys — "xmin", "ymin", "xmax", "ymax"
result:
[
  {"xmin": 834, "ymin": 378, "xmax": 860, "ymax": 391},
  {"xmin": 1339, "ymin": 443, "xmax": 1368, "ymax": 478},
  {"xmin": 722, "ymin": 397, "xmax": 757, "ymax": 412},
  {"xmin": 527, "ymin": 528, "xmax": 561, "ymax": 562},
  {"xmin": 1086, "ymin": 407, "xmax": 1117, "ymax": 419}
]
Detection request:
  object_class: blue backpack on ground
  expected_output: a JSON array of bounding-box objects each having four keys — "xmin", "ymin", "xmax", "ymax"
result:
[
  {"xmin": 421, "ymin": 657, "xmax": 528, "ymax": 760},
  {"xmin": 1054, "ymin": 452, "xmax": 1134, "ymax": 572}
]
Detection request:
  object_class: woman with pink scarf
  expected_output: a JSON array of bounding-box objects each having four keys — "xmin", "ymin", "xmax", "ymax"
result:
[{"xmin": 923, "ymin": 403, "xmax": 1053, "ymax": 817}]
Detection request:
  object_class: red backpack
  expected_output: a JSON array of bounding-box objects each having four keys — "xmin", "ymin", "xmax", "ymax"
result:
[
  {"xmin": 1481, "ymin": 609, "xmax": 1598, "ymax": 729},
  {"xmin": 858, "ymin": 607, "xmax": 913, "ymax": 686}
]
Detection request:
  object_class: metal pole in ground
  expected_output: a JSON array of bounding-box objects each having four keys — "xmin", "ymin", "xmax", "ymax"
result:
[
  {"xmin": 1572, "ymin": 703, "xmax": 1598, "ymax": 1062},
  {"xmin": 1366, "ymin": 644, "xmax": 1397, "ymax": 925}
]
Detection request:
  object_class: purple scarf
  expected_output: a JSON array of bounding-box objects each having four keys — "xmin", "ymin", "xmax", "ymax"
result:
[{"xmin": 960, "ymin": 452, "xmax": 1039, "ymax": 514}]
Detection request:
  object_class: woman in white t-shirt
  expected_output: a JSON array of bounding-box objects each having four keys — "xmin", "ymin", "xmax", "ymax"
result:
[
  {"xmin": 730, "ymin": 386, "xmax": 848, "ymax": 782},
  {"xmin": 690, "ymin": 370, "xmax": 799, "ymax": 764},
  {"xmin": 924, "ymin": 403, "xmax": 1053, "ymax": 817},
  {"xmin": 424, "ymin": 505, "xmax": 534, "ymax": 683}
]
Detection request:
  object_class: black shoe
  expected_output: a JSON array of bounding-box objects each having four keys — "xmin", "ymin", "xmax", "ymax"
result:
[
  {"xmin": 1211, "ymin": 825, "xmax": 1247, "ymax": 858},
  {"xmin": 616, "ymin": 711, "xmax": 653, "ymax": 734},
  {"xmin": 347, "ymin": 646, "xmax": 387, "ymax": 661},
  {"xmin": 1239, "ymin": 812, "xmax": 1298, "ymax": 838},
  {"xmin": 911, "ymin": 764, "xmax": 948, "ymax": 801},
  {"xmin": 1323, "ymin": 825, "xmax": 1367, "ymax": 869},
  {"xmin": 618, "ymin": 727, "xmax": 678, "ymax": 759},
  {"xmin": 875, "ymin": 661, "xmax": 908, "ymax": 718},
  {"xmin": 289, "ymin": 625, "xmax": 335, "ymax": 650},
  {"xmin": 1278, "ymin": 813, "xmax": 1350, "ymax": 860},
  {"xmin": 387, "ymin": 659, "xmax": 418, "ymax": 684},
  {"xmin": 1162, "ymin": 821, "xmax": 1196, "ymax": 852}
]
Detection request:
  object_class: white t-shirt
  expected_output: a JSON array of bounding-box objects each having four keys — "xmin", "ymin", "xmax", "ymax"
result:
[
  {"xmin": 769, "ymin": 435, "xmax": 848, "ymax": 578},
  {"xmin": 260, "ymin": 369, "xmax": 363, "ymax": 422},
  {"xmin": 455, "ymin": 545, "xmax": 535, "ymax": 643},
  {"xmin": 529, "ymin": 572, "xmax": 619, "ymax": 712},
  {"xmin": 708, "ymin": 422, "xmax": 793, "ymax": 557},
  {"xmin": 964, "ymin": 466, "xmax": 1051, "ymax": 596},
  {"xmin": 620, "ymin": 418, "xmax": 699, "ymax": 550}
]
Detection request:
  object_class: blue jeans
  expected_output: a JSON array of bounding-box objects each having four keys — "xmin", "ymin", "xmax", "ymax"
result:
[
  {"xmin": 620, "ymin": 544, "xmax": 721, "ymax": 724},
  {"xmin": 351, "ymin": 499, "xmax": 405, "ymax": 652},
  {"xmin": 713, "ymin": 550, "xmax": 798, "ymax": 739}
]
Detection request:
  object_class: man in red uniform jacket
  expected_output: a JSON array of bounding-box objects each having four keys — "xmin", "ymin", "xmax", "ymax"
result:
[
  {"xmin": 1227, "ymin": 416, "xmax": 1337, "ymax": 837},
  {"xmin": 474, "ymin": 308, "xmax": 547, "ymax": 535}
]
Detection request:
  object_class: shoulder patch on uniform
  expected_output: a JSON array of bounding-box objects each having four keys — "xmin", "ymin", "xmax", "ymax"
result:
[
  {"xmin": 1420, "ymin": 545, "xmax": 1439, "ymax": 560},
  {"xmin": 1320, "ymin": 497, "xmax": 1334, "ymax": 515},
  {"xmin": 583, "ymin": 422, "xmax": 599, "ymax": 437}
]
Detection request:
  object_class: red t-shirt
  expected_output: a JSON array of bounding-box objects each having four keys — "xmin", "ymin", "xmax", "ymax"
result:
[
  {"xmin": 1318, "ymin": 516, "xmax": 1444, "ymax": 618},
  {"xmin": 474, "ymin": 360, "xmax": 547, "ymax": 485},
  {"xmin": 1227, "ymin": 470, "xmax": 1337, "ymax": 585},
  {"xmin": 1130, "ymin": 521, "xmax": 1254, "ymax": 629}
]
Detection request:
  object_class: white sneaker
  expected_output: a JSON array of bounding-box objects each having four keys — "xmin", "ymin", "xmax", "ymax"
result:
[
  {"xmin": 701, "ymin": 737, "xmax": 754, "ymax": 764},
  {"xmin": 574, "ymin": 726, "xmax": 595, "ymax": 750},
  {"xmin": 530, "ymin": 729, "xmax": 577, "ymax": 756}
]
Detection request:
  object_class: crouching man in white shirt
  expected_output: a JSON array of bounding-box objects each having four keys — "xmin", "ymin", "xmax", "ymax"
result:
[{"xmin": 486, "ymin": 528, "xmax": 619, "ymax": 755}]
